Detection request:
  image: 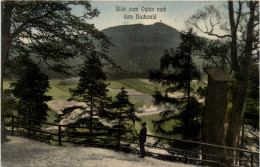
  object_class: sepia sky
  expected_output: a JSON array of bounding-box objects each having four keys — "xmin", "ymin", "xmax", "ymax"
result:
[{"xmin": 72, "ymin": 1, "xmax": 228, "ymax": 38}]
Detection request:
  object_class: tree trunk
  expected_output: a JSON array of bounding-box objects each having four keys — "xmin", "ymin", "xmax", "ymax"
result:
[
  {"xmin": 225, "ymin": 1, "xmax": 256, "ymax": 155},
  {"xmin": 1, "ymin": 1, "xmax": 15, "ymax": 143},
  {"xmin": 117, "ymin": 118, "xmax": 121, "ymax": 150},
  {"xmin": 225, "ymin": 67, "xmax": 251, "ymax": 155},
  {"xmin": 225, "ymin": 81, "xmax": 247, "ymax": 158},
  {"xmin": 89, "ymin": 96, "xmax": 94, "ymax": 137},
  {"xmin": 228, "ymin": 1, "xmax": 240, "ymax": 80},
  {"xmin": 239, "ymin": 120, "xmax": 245, "ymax": 166}
]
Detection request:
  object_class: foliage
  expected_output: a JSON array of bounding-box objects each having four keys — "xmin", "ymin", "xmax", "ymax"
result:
[
  {"xmin": 199, "ymin": 39, "xmax": 231, "ymax": 71},
  {"xmin": 1, "ymin": 0, "xmax": 117, "ymax": 142},
  {"xmin": 3, "ymin": 1, "xmax": 116, "ymax": 77},
  {"xmin": 60, "ymin": 51, "xmax": 111, "ymax": 132},
  {"xmin": 10, "ymin": 55, "xmax": 52, "ymax": 127},
  {"xmin": 241, "ymin": 64, "xmax": 259, "ymax": 150},
  {"xmin": 243, "ymin": 64, "xmax": 259, "ymax": 130},
  {"xmin": 106, "ymin": 87, "xmax": 140, "ymax": 148},
  {"xmin": 149, "ymin": 29, "xmax": 203, "ymax": 142},
  {"xmin": 2, "ymin": 89, "xmax": 17, "ymax": 117},
  {"xmin": 108, "ymin": 87, "xmax": 139, "ymax": 131}
]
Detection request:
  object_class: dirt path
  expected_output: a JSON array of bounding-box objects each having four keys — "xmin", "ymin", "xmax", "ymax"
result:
[{"xmin": 2, "ymin": 135, "xmax": 197, "ymax": 167}]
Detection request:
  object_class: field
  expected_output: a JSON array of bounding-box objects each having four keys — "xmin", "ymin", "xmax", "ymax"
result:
[
  {"xmin": 3, "ymin": 78, "xmax": 155, "ymax": 101},
  {"xmin": 45, "ymin": 78, "xmax": 163, "ymax": 110},
  {"xmin": 39, "ymin": 78, "xmax": 162, "ymax": 100},
  {"xmin": 107, "ymin": 79, "xmax": 166, "ymax": 95},
  {"xmin": 3, "ymin": 78, "xmax": 159, "ymax": 119},
  {"xmin": 2, "ymin": 78, "xmax": 184, "ymax": 136}
]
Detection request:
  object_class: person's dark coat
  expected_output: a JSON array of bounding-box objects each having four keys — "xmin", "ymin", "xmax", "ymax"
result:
[
  {"xmin": 139, "ymin": 126, "xmax": 147, "ymax": 143},
  {"xmin": 139, "ymin": 125, "xmax": 147, "ymax": 158}
]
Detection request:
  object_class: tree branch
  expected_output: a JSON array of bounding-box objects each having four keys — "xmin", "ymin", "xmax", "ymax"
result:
[
  {"xmin": 11, "ymin": 3, "xmax": 63, "ymax": 39},
  {"xmin": 235, "ymin": 1, "xmax": 243, "ymax": 32},
  {"xmin": 206, "ymin": 32, "xmax": 231, "ymax": 38}
]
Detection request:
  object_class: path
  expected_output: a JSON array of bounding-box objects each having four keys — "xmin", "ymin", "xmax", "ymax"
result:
[{"xmin": 2, "ymin": 135, "xmax": 198, "ymax": 167}]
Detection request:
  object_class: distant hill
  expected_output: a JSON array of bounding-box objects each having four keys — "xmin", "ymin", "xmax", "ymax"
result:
[
  {"xmin": 102, "ymin": 22, "xmax": 182, "ymax": 74},
  {"xmin": 5, "ymin": 23, "xmax": 205, "ymax": 79}
]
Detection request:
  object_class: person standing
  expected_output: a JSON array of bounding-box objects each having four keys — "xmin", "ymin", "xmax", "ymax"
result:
[{"xmin": 139, "ymin": 122, "xmax": 147, "ymax": 158}]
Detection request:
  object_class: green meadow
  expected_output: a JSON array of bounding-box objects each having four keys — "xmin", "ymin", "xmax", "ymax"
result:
[
  {"xmin": 44, "ymin": 78, "xmax": 163, "ymax": 109},
  {"xmin": 4, "ymin": 78, "xmax": 165, "ymax": 99},
  {"xmin": 106, "ymin": 79, "xmax": 166, "ymax": 95},
  {"xmin": 3, "ymin": 78, "xmax": 181, "ymax": 136},
  {"xmin": 3, "ymin": 78, "xmax": 158, "ymax": 114}
]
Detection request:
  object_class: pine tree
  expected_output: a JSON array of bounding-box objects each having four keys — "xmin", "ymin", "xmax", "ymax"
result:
[
  {"xmin": 149, "ymin": 29, "xmax": 203, "ymax": 144},
  {"xmin": 61, "ymin": 51, "xmax": 111, "ymax": 138},
  {"xmin": 1, "ymin": 1, "xmax": 116, "ymax": 142},
  {"xmin": 11, "ymin": 55, "xmax": 52, "ymax": 127},
  {"xmin": 109, "ymin": 87, "xmax": 139, "ymax": 149}
]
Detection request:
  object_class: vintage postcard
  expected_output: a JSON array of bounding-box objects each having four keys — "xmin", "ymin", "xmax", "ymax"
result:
[{"xmin": 1, "ymin": 1, "xmax": 259, "ymax": 167}]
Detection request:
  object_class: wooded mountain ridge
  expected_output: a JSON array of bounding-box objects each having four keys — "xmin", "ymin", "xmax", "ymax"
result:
[
  {"xmin": 102, "ymin": 22, "xmax": 182, "ymax": 73},
  {"xmin": 6, "ymin": 22, "xmax": 205, "ymax": 79}
]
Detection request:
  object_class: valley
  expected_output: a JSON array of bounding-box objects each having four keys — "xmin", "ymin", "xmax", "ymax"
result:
[{"xmin": 3, "ymin": 78, "xmax": 167, "ymax": 134}]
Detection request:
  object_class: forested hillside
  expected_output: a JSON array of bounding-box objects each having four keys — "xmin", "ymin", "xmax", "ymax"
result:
[{"xmin": 102, "ymin": 23, "xmax": 181, "ymax": 73}]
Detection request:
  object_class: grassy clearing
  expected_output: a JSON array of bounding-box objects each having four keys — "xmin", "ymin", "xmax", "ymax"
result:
[
  {"xmin": 107, "ymin": 78, "xmax": 166, "ymax": 95},
  {"xmin": 135, "ymin": 113, "xmax": 161, "ymax": 134},
  {"xmin": 46, "ymin": 79, "xmax": 72, "ymax": 100},
  {"xmin": 107, "ymin": 88, "xmax": 144, "ymax": 109},
  {"xmin": 129, "ymin": 98, "xmax": 144, "ymax": 109},
  {"xmin": 46, "ymin": 109, "xmax": 58, "ymax": 123},
  {"xmin": 117, "ymin": 79, "xmax": 166, "ymax": 95},
  {"xmin": 135, "ymin": 113, "xmax": 180, "ymax": 136},
  {"xmin": 106, "ymin": 80, "xmax": 130, "ymax": 89},
  {"xmin": 3, "ymin": 78, "xmax": 165, "ymax": 137},
  {"xmin": 56, "ymin": 84, "xmax": 77, "ymax": 93},
  {"xmin": 3, "ymin": 78, "xmax": 153, "ymax": 124},
  {"xmin": 52, "ymin": 79, "xmax": 145, "ymax": 109},
  {"xmin": 3, "ymin": 78, "xmax": 146, "ymax": 113},
  {"xmin": 4, "ymin": 78, "xmax": 161, "ymax": 99}
]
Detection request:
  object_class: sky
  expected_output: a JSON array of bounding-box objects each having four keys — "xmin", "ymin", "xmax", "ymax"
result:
[{"xmin": 71, "ymin": 1, "xmax": 228, "ymax": 38}]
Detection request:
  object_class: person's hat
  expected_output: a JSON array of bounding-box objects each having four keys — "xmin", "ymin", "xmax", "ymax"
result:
[{"xmin": 142, "ymin": 122, "xmax": 146, "ymax": 126}]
